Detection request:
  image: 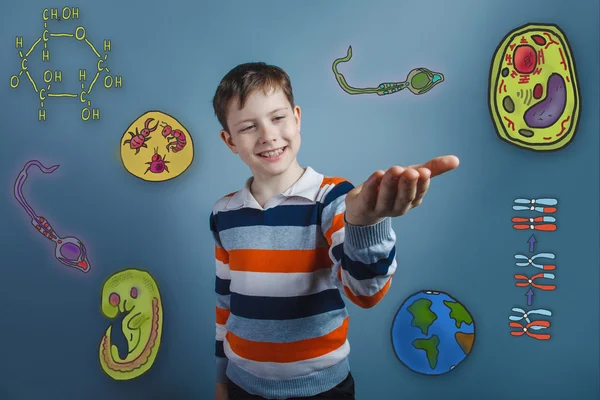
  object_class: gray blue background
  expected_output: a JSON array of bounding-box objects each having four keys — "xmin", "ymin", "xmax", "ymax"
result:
[{"xmin": 0, "ymin": 0, "xmax": 598, "ymax": 399}]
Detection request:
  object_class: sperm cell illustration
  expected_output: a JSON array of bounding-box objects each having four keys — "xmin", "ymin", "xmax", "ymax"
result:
[
  {"xmin": 14, "ymin": 160, "xmax": 91, "ymax": 273},
  {"xmin": 332, "ymin": 45, "xmax": 444, "ymax": 96}
]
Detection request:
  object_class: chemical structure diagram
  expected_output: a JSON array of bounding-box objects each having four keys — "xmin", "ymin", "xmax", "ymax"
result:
[{"xmin": 9, "ymin": 7, "xmax": 124, "ymax": 121}]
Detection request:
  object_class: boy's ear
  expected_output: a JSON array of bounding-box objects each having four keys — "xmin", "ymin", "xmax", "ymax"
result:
[
  {"xmin": 294, "ymin": 105, "xmax": 302, "ymax": 131},
  {"xmin": 220, "ymin": 130, "xmax": 239, "ymax": 154}
]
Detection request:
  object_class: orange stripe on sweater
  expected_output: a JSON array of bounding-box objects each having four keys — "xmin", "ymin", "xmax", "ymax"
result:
[
  {"xmin": 325, "ymin": 212, "xmax": 345, "ymax": 244},
  {"xmin": 226, "ymin": 317, "xmax": 349, "ymax": 363},
  {"xmin": 320, "ymin": 177, "xmax": 347, "ymax": 187},
  {"xmin": 228, "ymin": 248, "xmax": 332, "ymax": 273},
  {"xmin": 338, "ymin": 268, "xmax": 392, "ymax": 308},
  {"xmin": 216, "ymin": 307, "xmax": 230, "ymax": 325},
  {"xmin": 215, "ymin": 245, "xmax": 229, "ymax": 264}
]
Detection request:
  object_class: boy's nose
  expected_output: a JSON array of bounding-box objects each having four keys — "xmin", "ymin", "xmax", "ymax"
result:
[{"xmin": 259, "ymin": 127, "xmax": 279, "ymax": 143}]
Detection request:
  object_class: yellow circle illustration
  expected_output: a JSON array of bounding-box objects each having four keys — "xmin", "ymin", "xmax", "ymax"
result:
[{"xmin": 120, "ymin": 110, "xmax": 194, "ymax": 181}]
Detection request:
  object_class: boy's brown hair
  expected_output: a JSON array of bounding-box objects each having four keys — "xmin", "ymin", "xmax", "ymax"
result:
[{"xmin": 212, "ymin": 62, "xmax": 295, "ymax": 133}]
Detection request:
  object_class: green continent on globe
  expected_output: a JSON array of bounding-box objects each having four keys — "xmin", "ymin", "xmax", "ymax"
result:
[
  {"xmin": 443, "ymin": 300, "xmax": 473, "ymax": 328},
  {"xmin": 413, "ymin": 335, "xmax": 440, "ymax": 369},
  {"xmin": 408, "ymin": 299, "xmax": 437, "ymax": 335}
]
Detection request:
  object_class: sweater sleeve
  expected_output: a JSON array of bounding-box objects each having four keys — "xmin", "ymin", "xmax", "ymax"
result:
[
  {"xmin": 320, "ymin": 179, "xmax": 397, "ymax": 308},
  {"xmin": 210, "ymin": 211, "xmax": 230, "ymax": 383}
]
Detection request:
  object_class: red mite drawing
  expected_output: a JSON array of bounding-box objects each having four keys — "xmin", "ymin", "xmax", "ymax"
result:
[
  {"xmin": 160, "ymin": 122, "xmax": 187, "ymax": 153},
  {"xmin": 144, "ymin": 147, "xmax": 170, "ymax": 175},
  {"xmin": 123, "ymin": 118, "xmax": 159, "ymax": 155}
]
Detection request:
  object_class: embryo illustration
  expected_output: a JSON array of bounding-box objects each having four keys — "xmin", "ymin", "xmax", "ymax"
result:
[{"xmin": 99, "ymin": 268, "xmax": 163, "ymax": 380}]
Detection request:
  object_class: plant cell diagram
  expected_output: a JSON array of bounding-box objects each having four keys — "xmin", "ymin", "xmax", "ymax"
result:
[{"xmin": 488, "ymin": 23, "xmax": 580, "ymax": 152}]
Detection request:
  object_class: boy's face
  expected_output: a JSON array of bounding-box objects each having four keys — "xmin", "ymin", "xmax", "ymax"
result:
[{"xmin": 220, "ymin": 87, "xmax": 301, "ymax": 180}]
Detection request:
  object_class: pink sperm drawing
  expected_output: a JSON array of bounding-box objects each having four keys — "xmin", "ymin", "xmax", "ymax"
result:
[{"xmin": 14, "ymin": 160, "xmax": 91, "ymax": 273}]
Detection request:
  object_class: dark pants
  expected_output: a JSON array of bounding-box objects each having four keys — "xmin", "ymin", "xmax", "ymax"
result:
[{"xmin": 227, "ymin": 372, "xmax": 355, "ymax": 400}]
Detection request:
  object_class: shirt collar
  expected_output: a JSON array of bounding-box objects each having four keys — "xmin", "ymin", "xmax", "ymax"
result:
[{"xmin": 225, "ymin": 166, "xmax": 323, "ymax": 210}]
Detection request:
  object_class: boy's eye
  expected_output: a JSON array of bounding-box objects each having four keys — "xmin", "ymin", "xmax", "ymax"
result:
[
  {"xmin": 241, "ymin": 125, "xmax": 255, "ymax": 132},
  {"xmin": 273, "ymin": 116, "xmax": 285, "ymax": 121}
]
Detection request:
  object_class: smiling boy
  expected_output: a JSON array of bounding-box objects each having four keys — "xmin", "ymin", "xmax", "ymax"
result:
[{"xmin": 210, "ymin": 62, "xmax": 459, "ymax": 400}]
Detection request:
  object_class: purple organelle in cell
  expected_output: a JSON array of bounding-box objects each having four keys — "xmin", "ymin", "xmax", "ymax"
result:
[
  {"xmin": 524, "ymin": 73, "xmax": 566, "ymax": 129},
  {"xmin": 14, "ymin": 160, "xmax": 91, "ymax": 273},
  {"xmin": 61, "ymin": 242, "xmax": 81, "ymax": 259}
]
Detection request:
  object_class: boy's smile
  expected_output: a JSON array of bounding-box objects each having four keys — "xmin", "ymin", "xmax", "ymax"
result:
[
  {"xmin": 257, "ymin": 145, "xmax": 287, "ymax": 161},
  {"xmin": 220, "ymin": 87, "xmax": 304, "ymax": 199}
]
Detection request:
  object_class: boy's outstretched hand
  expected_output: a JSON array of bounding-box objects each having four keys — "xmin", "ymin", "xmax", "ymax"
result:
[{"xmin": 344, "ymin": 155, "xmax": 460, "ymax": 226}]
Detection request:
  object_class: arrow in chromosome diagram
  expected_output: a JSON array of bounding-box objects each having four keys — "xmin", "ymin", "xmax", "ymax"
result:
[
  {"xmin": 528, "ymin": 234, "xmax": 536, "ymax": 253},
  {"xmin": 525, "ymin": 288, "xmax": 534, "ymax": 306}
]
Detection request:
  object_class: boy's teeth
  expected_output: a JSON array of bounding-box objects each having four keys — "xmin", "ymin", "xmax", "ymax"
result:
[{"xmin": 260, "ymin": 147, "xmax": 284, "ymax": 157}]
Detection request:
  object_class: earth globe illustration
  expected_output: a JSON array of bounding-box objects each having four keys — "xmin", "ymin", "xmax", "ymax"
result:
[{"xmin": 391, "ymin": 290, "xmax": 475, "ymax": 375}]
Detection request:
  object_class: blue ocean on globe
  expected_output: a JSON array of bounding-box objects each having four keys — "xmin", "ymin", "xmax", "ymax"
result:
[{"xmin": 391, "ymin": 290, "xmax": 475, "ymax": 375}]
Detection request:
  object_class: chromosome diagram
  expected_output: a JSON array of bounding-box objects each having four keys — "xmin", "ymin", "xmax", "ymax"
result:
[
  {"xmin": 508, "ymin": 197, "xmax": 558, "ymax": 341},
  {"xmin": 9, "ymin": 7, "xmax": 123, "ymax": 121}
]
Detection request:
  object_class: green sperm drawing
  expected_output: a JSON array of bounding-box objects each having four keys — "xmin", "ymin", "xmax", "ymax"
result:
[{"xmin": 332, "ymin": 46, "xmax": 445, "ymax": 96}]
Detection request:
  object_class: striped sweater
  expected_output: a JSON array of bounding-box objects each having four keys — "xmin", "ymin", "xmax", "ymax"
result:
[{"xmin": 210, "ymin": 166, "xmax": 397, "ymax": 399}]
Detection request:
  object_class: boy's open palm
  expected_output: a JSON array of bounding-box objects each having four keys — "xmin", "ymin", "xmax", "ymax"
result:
[{"xmin": 344, "ymin": 155, "xmax": 460, "ymax": 226}]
